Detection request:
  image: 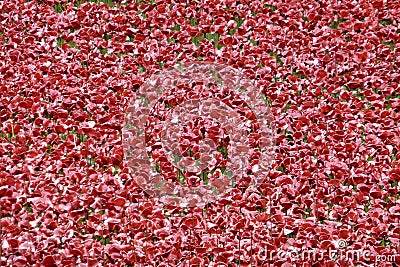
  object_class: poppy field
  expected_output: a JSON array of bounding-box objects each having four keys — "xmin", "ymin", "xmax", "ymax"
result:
[{"xmin": 0, "ymin": 0, "xmax": 399, "ymax": 266}]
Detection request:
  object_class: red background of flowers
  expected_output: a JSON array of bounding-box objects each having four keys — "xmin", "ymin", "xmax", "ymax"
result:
[{"xmin": 0, "ymin": 0, "xmax": 399, "ymax": 266}]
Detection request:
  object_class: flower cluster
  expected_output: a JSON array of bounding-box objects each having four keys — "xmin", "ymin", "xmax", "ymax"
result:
[{"xmin": 0, "ymin": 0, "xmax": 399, "ymax": 266}]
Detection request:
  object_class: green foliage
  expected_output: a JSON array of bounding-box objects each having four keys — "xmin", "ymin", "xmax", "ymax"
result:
[
  {"xmin": 54, "ymin": 3, "xmax": 63, "ymax": 13},
  {"xmin": 390, "ymin": 151, "xmax": 397, "ymax": 163},
  {"xmin": 103, "ymin": 34, "xmax": 113, "ymax": 41},
  {"xmin": 330, "ymin": 18, "xmax": 346, "ymax": 29},
  {"xmin": 1, "ymin": 213, "xmax": 12, "ymax": 218},
  {"xmin": 167, "ymin": 37, "xmax": 176, "ymax": 43},
  {"xmin": 93, "ymin": 235, "xmax": 111, "ymax": 245},
  {"xmin": 268, "ymin": 52, "xmax": 284, "ymax": 66},
  {"xmin": 283, "ymin": 129, "xmax": 293, "ymax": 136},
  {"xmin": 228, "ymin": 15, "xmax": 244, "ymax": 35},
  {"xmin": 383, "ymin": 41, "xmax": 395, "ymax": 51},
  {"xmin": 68, "ymin": 130, "xmax": 89, "ymax": 143},
  {"xmin": 137, "ymin": 9, "xmax": 146, "ymax": 18},
  {"xmin": 217, "ymin": 145, "xmax": 228, "ymax": 159},
  {"xmin": 380, "ymin": 236, "xmax": 392, "ymax": 247},
  {"xmin": 261, "ymin": 94, "xmax": 272, "ymax": 105},
  {"xmin": 154, "ymin": 181, "xmax": 163, "ymax": 189},
  {"xmin": 379, "ymin": 20, "xmax": 393, "ymax": 26},
  {"xmin": 192, "ymin": 34, "xmax": 204, "ymax": 46},
  {"xmin": 201, "ymin": 171, "xmax": 209, "ymax": 185},
  {"xmin": 205, "ymin": 32, "xmax": 222, "ymax": 49},
  {"xmin": 87, "ymin": 157, "xmax": 96, "ymax": 168},
  {"xmin": 99, "ymin": 48, "xmax": 108, "ymax": 55},
  {"xmin": 112, "ymin": 166, "xmax": 119, "ymax": 176},
  {"xmin": 57, "ymin": 37, "xmax": 66, "ymax": 48},
  {"xmin": 303, "ymin": 133, "xmax": 308, "ymax": 143},
  {"xmin": 7, "ymin": 133, "xmax": 15, "ymax": 142},
  {"xmin": 283, "ymin": 103, "xmax": 292, "ymax": 112},
  {"xmin": 189, "ymin": 17, "xmax": 198, "ymax": 27},
  {"xmin": 137, "ymin": 0, "xmax": 156, "ymax": 4},
  {"xmin": 302, "ymin": 208, "xmax": 312, "ymax": 219},
  {"xmin": 249, "ymin": 39, "xmax": 258, "ymax": 46},
  {"xmin": 277, "ymin": 166, "xmax": 286, "ymax": 173},
  {"xmin": 138, "ymin": 65, "xmax": 146, "ymax": 74},
  {"xmin": 68, "ymin": 41, "xmax": 79, "ymax": 49},
  {"xmin": 331, "ymin": 92, "xmax": 340, "ymax": 98},
  {"xmin": 364, "ymin": 200, "xmax": 371, "ymax": 212},
  {"xmin": 292, "ymin": 72, "xmax": 307, "ymax": 79},
  {"xmin": 23, "ymin": 204, "xmax": 33, "ymax": 213},
  {"xmin": 302, "ymin": 12, "xmax": 309, "ymax": 22},
  {"xmin": 263, "ymin": 4, "xmax": 277, "ymax": 11},
  {"xmin": 74, "ymin": 1, "xmax": 85, "ymax": 7},
  {"xmin": 177, "ymin": 169, "xmax": 185, "ymax": 185},
  {"xmin": 156, "ymin": 61, "xmax": 165, "ymax": 68},
  {"xmin": 170, "ymin": 24, "xmax": 180, "ymax": 31},
  {"xmin": 88, "ymin": 0, "xmax": 114, "ymax": 7}
]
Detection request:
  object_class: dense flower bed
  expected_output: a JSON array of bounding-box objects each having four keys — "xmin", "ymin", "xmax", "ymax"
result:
[{"xmin": 0, "ymin": 0, "xmax": 399, "ymax": 266}]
